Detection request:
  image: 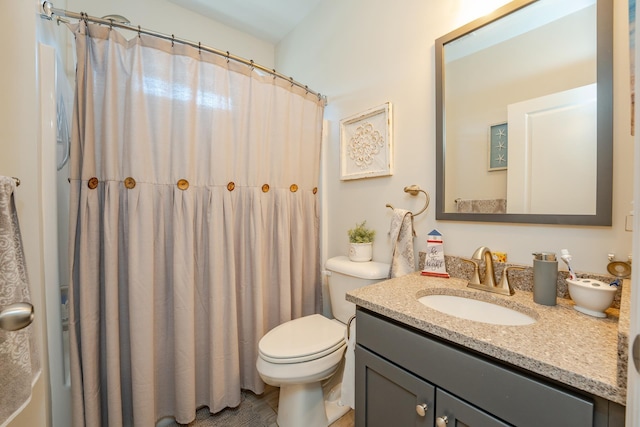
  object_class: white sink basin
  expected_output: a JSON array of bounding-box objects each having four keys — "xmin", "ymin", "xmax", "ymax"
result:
[{"xmin": 418, "ymin": 294, "xmax": 536, "ymax": 326}]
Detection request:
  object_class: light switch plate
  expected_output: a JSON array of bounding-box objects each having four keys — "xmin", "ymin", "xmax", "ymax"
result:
[{"xmin": 625, "ymin": 214, "xmax": 634, "ymax": 232}]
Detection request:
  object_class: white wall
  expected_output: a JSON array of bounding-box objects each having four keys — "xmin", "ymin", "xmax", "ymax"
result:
[
  {"xmin": 277, "ymin": 0, "xmax": 634, "ymax": 276},
  {"xmin": 0, "ymin": 1, "xmax": 50, "ymax": 425},
  {"xmin": 66, "ymin": 0, "xmax": 275, "ymax": 68}
]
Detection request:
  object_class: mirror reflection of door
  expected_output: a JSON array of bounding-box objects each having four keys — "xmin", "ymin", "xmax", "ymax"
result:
[{"xmin": 506, "ymin": 84, "xmax": 597, "ymax": 214}]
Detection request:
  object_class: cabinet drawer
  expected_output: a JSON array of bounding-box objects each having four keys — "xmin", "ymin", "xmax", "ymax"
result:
[{"xmin": 356, "ymin": 309, "xmax": 594, "ymax": 427}]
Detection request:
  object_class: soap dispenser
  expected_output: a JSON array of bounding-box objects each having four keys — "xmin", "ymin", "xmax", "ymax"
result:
[{"xmin": 532, "ymin": 252, "xmax": 558, "ymax": 306}]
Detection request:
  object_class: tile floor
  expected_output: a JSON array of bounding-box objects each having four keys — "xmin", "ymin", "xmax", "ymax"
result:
[{"xmin": 170, "ymin": 385, "xmax": 354, "ymax": 427}]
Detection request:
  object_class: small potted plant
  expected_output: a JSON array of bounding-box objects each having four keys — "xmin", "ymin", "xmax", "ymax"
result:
[{"xmin": 347, "ymin": 221, "xmax": 376, "ymax": 262}]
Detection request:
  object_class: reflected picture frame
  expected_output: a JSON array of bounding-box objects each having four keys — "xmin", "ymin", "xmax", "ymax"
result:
[{"xmin": 488, "ymin": 122, "xmax": 508, "ymax": 171}]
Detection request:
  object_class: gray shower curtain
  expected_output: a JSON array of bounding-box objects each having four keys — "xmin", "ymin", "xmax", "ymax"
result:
[{"xmin": 68, "ymin": 22, "xmax": 324, "ymax": 426}]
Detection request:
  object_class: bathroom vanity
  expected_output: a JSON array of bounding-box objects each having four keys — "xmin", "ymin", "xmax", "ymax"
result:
[{"xmin": 347, "ymin": 274, "xmax": 627, "ymax": 426}]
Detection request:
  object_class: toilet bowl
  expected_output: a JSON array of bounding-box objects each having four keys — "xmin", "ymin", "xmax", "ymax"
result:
[
  {"xmin": 256, "ymin": 314, "xmax": 347, "ymax": 427},
  {"xmin": 257, "ymin": 314, "xmax": 346, "ymax": 384},
  {"xmin": 256, "ymin": 256, "xmax": 390, "ymax": 427}
]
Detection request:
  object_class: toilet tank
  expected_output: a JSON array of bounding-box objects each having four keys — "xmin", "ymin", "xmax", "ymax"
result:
[{"xmin": 325, "ymin": 256, "xmax": 390, "ymax": 324}]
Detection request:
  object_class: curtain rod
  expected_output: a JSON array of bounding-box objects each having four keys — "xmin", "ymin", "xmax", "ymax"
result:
[{"xmin": 39, "ymin": 1, "xmax": 327, "ymax": 106}]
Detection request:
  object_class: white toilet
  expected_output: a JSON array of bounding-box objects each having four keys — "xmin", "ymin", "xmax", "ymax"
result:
[{"xmin": 256, "ymin": 256, "xmax": 389, "ymax": 427}]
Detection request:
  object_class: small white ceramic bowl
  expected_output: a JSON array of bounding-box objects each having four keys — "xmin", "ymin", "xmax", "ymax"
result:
[{"xmin": 566, "ymin": 278, "xmax": 617, "ymax": 318}]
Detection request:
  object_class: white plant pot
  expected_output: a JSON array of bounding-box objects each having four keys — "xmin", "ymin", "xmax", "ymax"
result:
[{"xmin": 349, "ymin": 242, "xmax": 373, "ymax": 262}]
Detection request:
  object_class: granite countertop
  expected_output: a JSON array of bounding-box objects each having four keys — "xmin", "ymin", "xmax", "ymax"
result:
[{"xmin": 346, "ymin": 272, "xmax": 629, "ymax": 405}]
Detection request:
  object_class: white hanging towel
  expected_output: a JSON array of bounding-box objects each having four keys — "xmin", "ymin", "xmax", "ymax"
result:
[
  {"xmin": 0, "ymin": 176, "xmax": 41, "ymax": 427},
  {"xmin": 389, "ymin": 208, "xmax": 415, "ymax": 278},
  {"xmin": 421, "ymin": 229, "xmax": 450, "ymax": 278},
  {"xmin": 339, "ymin": 318, "xmax": 357, "ymax": 409}
]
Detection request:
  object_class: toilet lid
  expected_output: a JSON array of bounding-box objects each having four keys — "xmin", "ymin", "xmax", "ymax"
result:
[{"xmin": 259, "ymin": 314, "xmax": 345, "ymax": 364}]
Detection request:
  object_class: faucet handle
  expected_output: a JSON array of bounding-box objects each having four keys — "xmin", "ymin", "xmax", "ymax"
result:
[
  {"xmin": 498, "ymin": 266, "xmax": 525, "ymax": 295},
  {"xmin": 461, "ymin": 258, "xmax": 481, "ymax": 286}
]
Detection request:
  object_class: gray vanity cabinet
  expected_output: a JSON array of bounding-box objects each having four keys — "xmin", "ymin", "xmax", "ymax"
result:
[
  {"xmin": 357, "ymin": 345, "xmax": 509, "ymax": 426},
  {"xmin": 355, "ymin": 308, "xmax": 624, "ymax": 427}
]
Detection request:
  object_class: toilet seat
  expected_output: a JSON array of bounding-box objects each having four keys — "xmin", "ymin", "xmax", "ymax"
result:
[{"xmin": 259, "ymin": 314, "xmax": 345, "ymax": 364}]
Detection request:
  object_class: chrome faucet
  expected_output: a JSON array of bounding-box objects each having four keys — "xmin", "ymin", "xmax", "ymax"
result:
[{"xmin": 467, "ymin": 246, "xmax": 514, "ymax": 296}]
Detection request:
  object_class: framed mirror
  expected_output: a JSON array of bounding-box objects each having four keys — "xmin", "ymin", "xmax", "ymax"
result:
[{"xmin": 435, "ymin": 0, "xmax": 613, "ymax": 225}]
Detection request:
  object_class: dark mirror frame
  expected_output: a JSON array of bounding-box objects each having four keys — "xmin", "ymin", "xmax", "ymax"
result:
[{"xmin": 435, "ymin": 0, "xmax": 613, "ymax": 225}]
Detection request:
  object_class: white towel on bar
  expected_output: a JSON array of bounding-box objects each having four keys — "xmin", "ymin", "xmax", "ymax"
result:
[
  {"xmin": 389, "ymin": 208, "xmax": 415, "ymax": 278},
  {"xmin": 339, "ymin": 318, "xmax": 357, "ymax": 409},
  {"xmin": 0, "ymin": 176, "xmax": 41, "ymax": 427}
]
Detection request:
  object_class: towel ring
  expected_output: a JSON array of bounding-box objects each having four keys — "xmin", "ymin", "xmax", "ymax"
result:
[{"xmin": 386, "ymin": 185, "xmax": 430, "ymax": 216}]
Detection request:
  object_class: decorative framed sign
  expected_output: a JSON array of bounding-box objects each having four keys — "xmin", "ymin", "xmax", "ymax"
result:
[
  {"xmin": 488, "ymin": 122, "xmax": 508, "ymax": 171},
  {"xmin": 340, "ymin": 102, "xmax": 393, "ymax": 180}
]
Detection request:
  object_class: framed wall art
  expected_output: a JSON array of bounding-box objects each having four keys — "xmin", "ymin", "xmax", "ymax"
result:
[
  {"xmin": 488, "ymin": 122, "xmax": 508, "ymax": 171},
  {"xmin": 340, "ymin": 102, "xmax": 393, "ymax": 180}
]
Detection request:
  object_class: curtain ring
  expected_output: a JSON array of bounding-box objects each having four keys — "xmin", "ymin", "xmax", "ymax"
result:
[
  {"xmin": 76, "ymin": 13, "xmax": 84, "ymax": 34},
  {"xmin": 272, "ymin": 69, "xmax": 276, "ymax": 80},
  {"xmin": 226, "ymin": 51, "xmax": 230, "ymax": 63},
  {"xmin": 137, "ymin": 25, "xmax": 141, "ymax": 38},
  {"xmin": 198, "ymin": 42, "xmax": 201, "ymax": 54},
  {"xmin": 289, "ymin": 77, "xmax": 294, "ymax": 87},
  {"xmin": 108, "ymin": 18, "xmax": 113, "ymax": 30},
  {"xmin": 305, "ymin": 85, "xmax": 309, "ymax": 95},
  {"xmin": 82, "ymin": 13, "xmax": 90, "ymax": 35},
  {"xmin": 171, "ymin": 34, "xmax": 174, "ymax": 47},
  {"xmin": 249, "ymin": 59, "xmax": 254, "ymax": 72}
]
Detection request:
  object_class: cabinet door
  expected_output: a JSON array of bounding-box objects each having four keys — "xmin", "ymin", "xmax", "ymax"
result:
[
  {"xmin": 356, "ymin": 346, "xmax": 435, "ymax": 427},
  {"xmin": 435, "ymin": 389, "xmax": 511, "ymax": 427}
]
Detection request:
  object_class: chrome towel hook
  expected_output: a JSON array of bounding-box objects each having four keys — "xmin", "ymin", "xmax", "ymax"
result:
[{"xmin": 386, "ymin": 185, "xmax": 430, "ymax": 216}]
